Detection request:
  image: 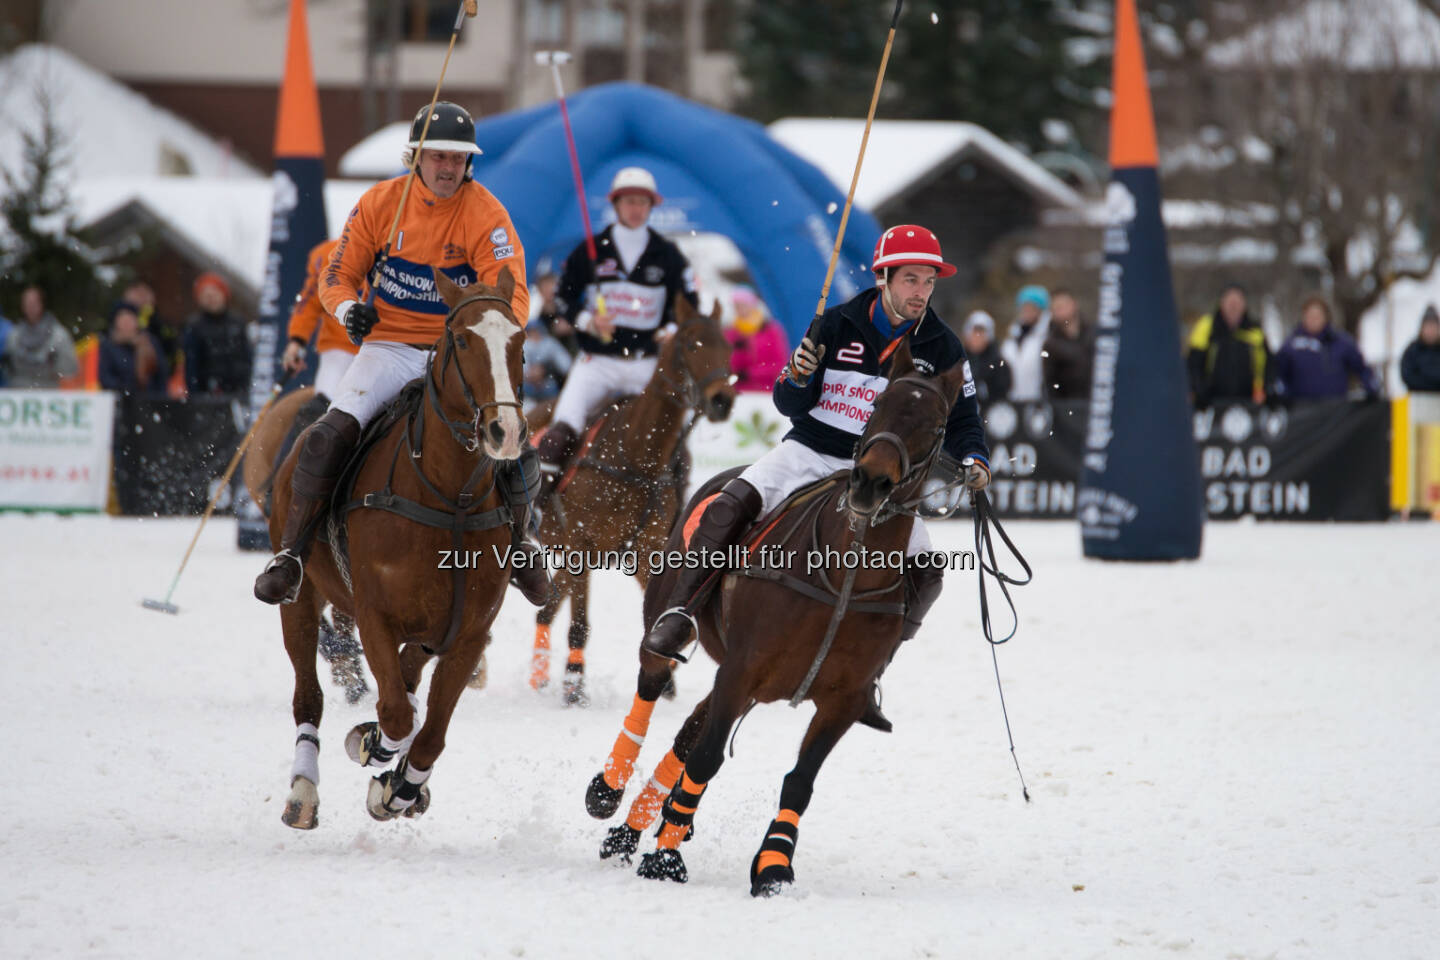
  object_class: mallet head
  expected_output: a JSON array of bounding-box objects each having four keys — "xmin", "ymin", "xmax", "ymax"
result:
[{"xmin": 534, "ymin": 50, "xmax": 574, "ymax": 66}]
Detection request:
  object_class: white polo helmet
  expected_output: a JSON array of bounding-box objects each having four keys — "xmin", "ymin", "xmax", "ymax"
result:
[{"xmin": 608, "ymin": 166, "xmax": 662, "ymax": 205}]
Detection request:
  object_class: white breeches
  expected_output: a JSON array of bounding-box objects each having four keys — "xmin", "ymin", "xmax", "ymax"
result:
[
  {"xmin": 312, "ymin": 349, "xmax": 356, "ymax": 400},
  {"xmin": 551, "ymin": 353, "xmax": 658, "ymax": 431},
  {"xmin": 739, "ymin": 439, "xmax": 933, "ymax": 556},
  {"xmin": 328, "ymin": 341, "xmax": 431, "ymax": 428}
]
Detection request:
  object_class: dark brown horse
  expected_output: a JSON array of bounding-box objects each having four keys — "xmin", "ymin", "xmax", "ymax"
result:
[
  {"xmin": 583, "ymin": 336, "xmax": 967, "ymax": 893},
  {"xmin": 526, "ymin": 296, "xmax": 735, "ymax": 705},
  {"xmin": 243, "ymin": 387, "xmax": 367, "ymax": 703},
  {"xmin": 270, "ymin": 267, "xmax": 528, "ymax": 829}
]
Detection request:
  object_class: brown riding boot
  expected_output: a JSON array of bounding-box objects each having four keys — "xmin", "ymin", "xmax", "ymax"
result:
[
  {"xmin": 641, "ymin": 478, "xmax": 763, "ymax": 663},
  {"xmin": 534, "ymin": 421, "xmax": 579, "ymax": 508},
  {"xmin": 498, "ymin": 447, "xmax": 551, "ymax": 606},
  {"xmin": 254, "ymin": 410, "xmax": 361, "ymax": 605},
  {"xmin": 859, "ymin": 553, "xmax": 945, "ymax": 733}
]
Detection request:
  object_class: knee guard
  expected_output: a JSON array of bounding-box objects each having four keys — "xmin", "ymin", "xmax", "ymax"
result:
[
  {"xmin": 293, "ymin": 410, "xmax": 360, "ymax": 499},
  {"xmin": 498, "ymin": 446, "xmax": 543, "ymax": 507},
  {"xmin": 901, "ymin": 554, "xmax": 944, "ymax": 642},
  {"xmin": 701, "ymin": 478, "xmax": 763, "ymax": 532}
]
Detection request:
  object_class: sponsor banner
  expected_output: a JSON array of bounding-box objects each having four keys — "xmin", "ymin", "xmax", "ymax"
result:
[
  {"xmin": 978, "ymin": 398, "xmax": 1389, "ymax": 522},
  {"xmin": 112, "ymin": 395, "xmax": 243, "ymax": 517},
  {"xmin": 0, "ymin": 390, "xmax": 116, "ymax": 511},
  {"xmin": 687, "ymin": 392, "xmax": 790, "ymax": 496}
]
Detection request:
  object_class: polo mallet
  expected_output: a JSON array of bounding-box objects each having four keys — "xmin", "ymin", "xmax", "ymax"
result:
[
  {"xmin": 142, "ymin": 383, "xmax": 285, "ymax": 614},
  {"xmin": 353, "ymin": 0, "xmax": 480, "ymax": 344},
  {"xmin": 792, "ymin": 0, "xmax": 905, "ymax": 386},
  {"xmin": 536, "ymin": 49, "xmax": 611, "ymax": 340}
]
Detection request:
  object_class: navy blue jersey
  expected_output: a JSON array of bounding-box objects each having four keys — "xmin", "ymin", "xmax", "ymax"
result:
[
  {"xmin": 773, "ymin": 289, "xmax": 989, "ymax": 465},
  {"xmin": 556, "ymin": 225, "xmax": 697, "ymax": 358}
]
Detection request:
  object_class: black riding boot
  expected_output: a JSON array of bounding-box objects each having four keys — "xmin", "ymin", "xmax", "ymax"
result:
[
  {"xmin": 535, "ymin": 421, "xmax": 579, "ymax": 508},
  {"xmin": 641, "ymin": 478, "xmax": 763, "ymax": 662},
  {"xmin": 498, "ymin": 446, "xmax": 552, "ymax": 606},
  {"xmin": 253, "ymin": 410, "xmax": 361, "ymax": 605},
  {"xmin": 859, "ymin": 553, "xmax": 945, "ymax": 733}
]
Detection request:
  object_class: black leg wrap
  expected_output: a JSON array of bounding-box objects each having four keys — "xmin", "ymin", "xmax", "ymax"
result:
[
  {"xmin": 586, "ymin": 772, "xmax": 624, "ymax": 820},
  {"xmin": 599, "ymin": 823, "xmax": 641, "ymax": 861},
  {"xmin": 750, "ymin": 817, "xmax": 799, "ymax": 898}
]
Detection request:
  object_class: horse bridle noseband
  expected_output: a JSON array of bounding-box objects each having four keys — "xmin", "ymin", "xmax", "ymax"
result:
[
  {"xmin": 428, "ymin": 292, "xmax": 526, "ymax": 453},
  {"xmin": 850, "ymin": 373, "xmax": 952, "ymax": 522}
]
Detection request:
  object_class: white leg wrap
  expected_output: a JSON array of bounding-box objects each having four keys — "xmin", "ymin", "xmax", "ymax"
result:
[{"xmin": 291, "ymin": 722, "xmax": 320, "ymax": 785}]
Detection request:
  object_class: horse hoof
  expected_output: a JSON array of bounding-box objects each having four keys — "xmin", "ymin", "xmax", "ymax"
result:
[
  {"xmin": 365, "ymin": 771, "xmax": 431, "ymax": 821},
  {"xmin": 345, "ymin": 722, "xmax": 378, "ymax": 766},
  {"xmin": 750, "ymin": 867, "xmax": 794, "ymax": 898},
  {"xmin": 562, "ymin": 672, "xmax": 589, "ymax": 708},
  {"xmin": 281, "ymin": 776, "xmax": 319, "ymax": 830},
  {"xmin": 599, "ymin": 824, "xmax": 641, "ymax": 861},
  {"xmin": 636, "ymin": 848, "xmax": 688, "ymax": 883},
  {"xmin": 585, "ymin": 772, "xmax": 624, "ymax": 819},
  {"xmin": 468, "ymin": 653, "xmax": 488, "ymax": 691}
]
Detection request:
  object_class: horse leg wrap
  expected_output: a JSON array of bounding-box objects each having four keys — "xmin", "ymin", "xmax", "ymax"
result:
[
  {"xmin": 602, "ymin": 694, "xmax": 656, "ymax": 790},
  {"xmin": 626, "ymin": 749, "xmax": 684, "ymax": 832},
  {"xmin": 655, "ymin": 773, "xmax": 706, "ymax": 851},
  {"xmin": 291, "ymin": 723, "xmax": 320, "ymax": 786},
  {"xmin": 384, "ymin": 758, "xmax": 432, "ymax": 815},
  {"xmin": 750, "ymin": 809, "xmax": 801, "ymax": 897},
  {"xmin": 529, "ymin": 623, "xmax": 551, "ymax": 691}
]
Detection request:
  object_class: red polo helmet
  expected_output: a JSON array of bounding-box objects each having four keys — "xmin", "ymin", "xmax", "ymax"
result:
[{"xmin": 872, "ymin": 225, "xmax": 957, "ymax": 280}]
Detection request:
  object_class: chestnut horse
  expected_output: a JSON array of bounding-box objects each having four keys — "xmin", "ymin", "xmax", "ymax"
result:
[
  {"xmin": 584, "ymin": 336, "xmax": 967, "ymax": 894},
  {"xmin": 527, "ymin": 296, "xmax": 735, "ymax": 705},
  {"xmin": 270, "ymin": 267, "xmax": 528, "ymax": 829},
  {"xmin": 243, "ymin": 387, "xmax": 367, "ymax": 703}
]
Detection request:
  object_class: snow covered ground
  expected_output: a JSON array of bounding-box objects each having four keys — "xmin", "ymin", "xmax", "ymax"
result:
[{"xmin": 2, "ymin": 514, "xmax": 1435, "ymax": 959}]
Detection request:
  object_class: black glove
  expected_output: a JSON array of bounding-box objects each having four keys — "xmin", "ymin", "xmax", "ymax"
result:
[{"xmin": 345, "ymin": 301, "xmax": 380, "ymax": 345}]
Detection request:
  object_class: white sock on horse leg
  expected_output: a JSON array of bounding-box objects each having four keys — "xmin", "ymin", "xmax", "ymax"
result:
[{"xmin": 292, "ymin": 722, "xmax": 320, "ymax": 785}]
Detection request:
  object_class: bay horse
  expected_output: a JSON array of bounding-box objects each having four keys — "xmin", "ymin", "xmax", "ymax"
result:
[
  {"xmin": 584, "ymin": 336, "xmax": 968, "ymax": 894},
  {"xmin": 526, "ymin": 296, "xmax": 735, "ymax": 705},
  {"xmin": 243, "ymin": 387, "xmax": 367, "ymax": 703},
  {"xmin": 270, "ymin": 266, "xmax": 528, "ymax": 829}
]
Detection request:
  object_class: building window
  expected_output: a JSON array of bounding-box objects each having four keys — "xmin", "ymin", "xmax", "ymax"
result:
[{"xmin": 407, "ymin": 0, "xmax": 457, "ymax": 43}]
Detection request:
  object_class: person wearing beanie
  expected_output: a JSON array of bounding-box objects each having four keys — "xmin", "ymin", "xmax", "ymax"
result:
[
  {"xmin": 999, "ymin": 284, "xmax": 1050, "ymax": 402},
  {"xmin": 724, "ymin": 285, "xmax": 790, "ymax": 392},
  {"xmin": 182, "ymin": 271, "xmax": 252, "ymax": 398},
  {"xmin": 1401, "ymin": 304, "xmax": 1440, "ymax": 392},
  {"xmin": 98, "ymin": 301, "xmax": 169, "ymax": 397},
  {"xmin": 962, "ymin": 310, "xmax": 1010, "ymax": 403}
]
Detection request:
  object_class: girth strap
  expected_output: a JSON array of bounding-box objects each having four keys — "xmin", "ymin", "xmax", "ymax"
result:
[{"xmin": 735, "ymin": 566, "xmax": 904, "ymax": 615}]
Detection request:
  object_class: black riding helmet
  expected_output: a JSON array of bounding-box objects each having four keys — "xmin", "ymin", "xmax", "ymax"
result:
[{"xmin": 403, "ymin": 101, "xmax": 483, "ymax": 178}]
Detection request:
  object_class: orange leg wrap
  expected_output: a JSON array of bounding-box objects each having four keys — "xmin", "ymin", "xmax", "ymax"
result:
[
  {"xmin": 756, "ymin": 808, "xmax": 801, "ymax": 873},
  {"xmin": 656, "ymin": 772, "xmax": 706, "ymax": 850},
  {"xmin": 656, "ymin": 821, "xmax": 689, "ymax": 850},
  {"xmin": 529, "ymin": 623, "xmax": 551, "ymax": 691},
  {"xmin": 625, "ymin": 749, "xmax": 684, "ymax": 831},
  {"xmin": 567, "ymin": 647, "xmax": 584, "ymax": 666},
  {"xmin": 602, "ymin": 695, "xmax": 657, "ymax": 791}
]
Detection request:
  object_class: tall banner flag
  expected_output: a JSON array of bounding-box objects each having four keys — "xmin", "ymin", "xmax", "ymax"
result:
[
  {"xmin": 1078, "ymin": 0, "xmax": 1203, "ymax": 560},
  {"xmin": 237, "ymin": 0, "xmax": 330, "ymax": 551}
]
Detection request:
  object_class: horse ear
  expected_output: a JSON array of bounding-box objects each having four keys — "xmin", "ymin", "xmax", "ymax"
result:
[
  {"xmin": 433, "ymin": 268, "xmax": 464, "ymax": 309},
  {"xmin": 887, "ymin": 333, "xmax": 916, "ymax": 377},
  {"xmin": 674, "ymin": 292, "xmax": 697, "ymax": 324},
  {"xmin": 940, "ymin": 357, "xmax": 968, "ymax": 405},
  {"xmin": 495, "ymin": 264, "xmax": 516, "ymax": 305},
  {"xmin": 707, "ymin": 299, "xmax": 723, "ymax": 327}
]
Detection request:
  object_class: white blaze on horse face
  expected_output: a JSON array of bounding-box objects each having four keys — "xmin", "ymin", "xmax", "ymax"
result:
[{"xmin": 469, "ymin": 309, "xmax": 524, "ymax": 459}]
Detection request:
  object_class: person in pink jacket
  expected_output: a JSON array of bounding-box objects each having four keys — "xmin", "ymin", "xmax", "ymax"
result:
[{"xmin": 724, "ymin": 285, "xmax": 790, "ymax": 392}]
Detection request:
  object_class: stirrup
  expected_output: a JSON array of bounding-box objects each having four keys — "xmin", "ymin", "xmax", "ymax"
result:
[
  {"xmin": 257, "ymin": 550, "xmax": 304, "ymax": 605},
  {"xmin": 641, "ymin": 607, "xmax": 699, "ymax": 664}
]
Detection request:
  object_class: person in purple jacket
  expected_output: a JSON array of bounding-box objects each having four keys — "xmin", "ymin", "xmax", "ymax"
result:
[{"xmin": 1273, "ymin": 296, "xmax": 1379, "ymax": 401}]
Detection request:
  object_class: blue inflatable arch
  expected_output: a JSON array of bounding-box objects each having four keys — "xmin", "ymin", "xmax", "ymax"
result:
[{"xmin": 466, "ymin": 83, "xmax": 881, "ymax": 344}]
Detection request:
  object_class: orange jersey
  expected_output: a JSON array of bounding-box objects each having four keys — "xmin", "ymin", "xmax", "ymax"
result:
[
  {"xmin": 321, "ymin": 175, "xmax": 529, "ymax": 344},
  {"xmin": 288, "ymin": 239, "xmax": 359, "ymax": 355}
]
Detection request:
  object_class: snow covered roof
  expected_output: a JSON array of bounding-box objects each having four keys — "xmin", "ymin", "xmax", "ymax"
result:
[
  {"xmin": 766, "ymin": 118, "xmax": 1084, "ymax": 213},
  {"xmin": 0, "ymin": 45, "xmax": 263, "ymax": 181},
  {"xmin": 338, "ymin": 121, "xmax": 411, "ymax": 178},
  {"xmin": 69, "ymin": 178, "xmax": 373, "ymax": 292},
  {"xmin": 1207, "ymin": 0, "xmax": 1440, "ymax": 70}
]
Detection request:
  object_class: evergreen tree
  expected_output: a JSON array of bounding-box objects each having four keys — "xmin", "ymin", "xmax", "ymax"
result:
[
  {"xmin": 0, "ymin": 85, "xmax": 116, "ymax": 337},
  {"xmin": 737, "ymin": 0, "xmax": 1108, "ymax": 150}
]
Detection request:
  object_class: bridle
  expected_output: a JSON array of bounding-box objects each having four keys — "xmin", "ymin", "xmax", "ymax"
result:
[
  {"xmin": 654, "ymin": 314, "xmax": 733, "ymax": 414},
  {"xmin": 426, "ymin": 292, "xmax": 526, "ymax": 454},
  {"xmin": 848, "ymin": 372, "xmax": 952, "ymax": 523}
]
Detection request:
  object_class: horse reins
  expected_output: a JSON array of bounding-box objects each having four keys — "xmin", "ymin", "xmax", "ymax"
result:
[{"xmin": 426, "ymin": 292, "xmax": 526, "ymax": 454}]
